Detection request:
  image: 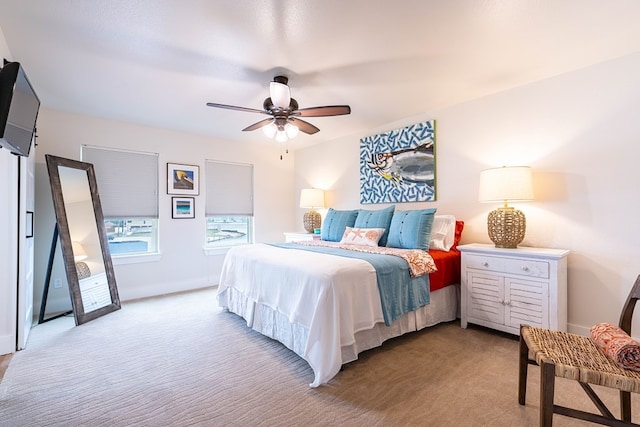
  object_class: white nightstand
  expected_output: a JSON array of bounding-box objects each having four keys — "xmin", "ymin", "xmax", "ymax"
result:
[
  {"xmin": 284, "ymin": 232, "xmax": 322, "ymax": 243},
  {"xmin": 458, "ymin": 243, "xmax": 570, "ymax": 335}
]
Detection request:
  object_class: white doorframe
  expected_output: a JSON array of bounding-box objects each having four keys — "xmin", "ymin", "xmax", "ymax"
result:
[
  {"xmin": 17, "ymin": 147, "xmax": 35, "ymax": 349},
  {"xmin": 0, "ymin": 151, "xmax": 18, "ymax": 355}
]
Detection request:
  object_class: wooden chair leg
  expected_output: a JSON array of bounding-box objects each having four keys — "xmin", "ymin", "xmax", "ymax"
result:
[
  {"xmin": 540, "ymin": 359, "xmax": 556, "ymax": 427},
  {"xmin": 621, "ymin": 390, "xmax": 631, "ymax": 422},
  {"xmin": 519, "ymin": 333, "xmax": 529, "ymax": 405}
]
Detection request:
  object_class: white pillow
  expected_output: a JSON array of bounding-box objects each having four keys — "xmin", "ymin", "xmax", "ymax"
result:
[
  {"xmin": 340, "ymin": 227, "xmax": 385, "ymax": 247},
  {"xmin": 429, "ymin": 215, "xmax": 456, "ymax": 251}
]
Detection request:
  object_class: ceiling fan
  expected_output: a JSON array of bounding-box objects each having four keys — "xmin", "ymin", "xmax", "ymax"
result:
[{"xmin": 206, "ymin": 76, "xmax": 351, "ymax": 142}]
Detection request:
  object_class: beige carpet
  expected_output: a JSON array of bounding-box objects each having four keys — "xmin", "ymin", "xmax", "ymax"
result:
[{"xmin": 0, "ymin": 287, "xmax": 638, "ymax": 426}]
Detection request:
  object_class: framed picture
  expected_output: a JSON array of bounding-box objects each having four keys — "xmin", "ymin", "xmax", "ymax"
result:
[
  {"xmin": 167, "ymin": 163, "xmax": 199, "ymax": 195},
  {"xmin": 172, "ymin": 197, "xmax": 195, "ymax": 219},
  {"xmin": 360, "ymin": 119, "xmax": 436, "ymax": 204}
]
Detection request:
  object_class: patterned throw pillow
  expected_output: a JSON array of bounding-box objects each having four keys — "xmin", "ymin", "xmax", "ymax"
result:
[{"xmin": 339, "ymin": 227, "xmax": 385, "ymax": 247}]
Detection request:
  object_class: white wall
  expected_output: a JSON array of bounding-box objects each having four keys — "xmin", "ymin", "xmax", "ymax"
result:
[
  {"xmin": 34, "ymin": 109, "xmax": 296, "ymax": 313},
  {"xmin": 294, "ymin": 52, "xmax": 640, "ymax": 335}
]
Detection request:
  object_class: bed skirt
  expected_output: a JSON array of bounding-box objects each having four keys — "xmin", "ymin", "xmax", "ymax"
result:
[{"xmin": 222, "ymin": 283, "xmax": 460, "ymax": 369}]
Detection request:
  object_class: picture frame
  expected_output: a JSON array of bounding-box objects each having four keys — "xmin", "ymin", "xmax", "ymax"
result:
[
  {"xmin": 172, "ymin": 197, "xmax": 195, "ymax": 219},
  {"xmin": 167, "ymin": 162, "xmax": 199, "ymax": 195},
  {"xmin": 360, "ymin": 119, "xmax": 436, "ymax": 204}
]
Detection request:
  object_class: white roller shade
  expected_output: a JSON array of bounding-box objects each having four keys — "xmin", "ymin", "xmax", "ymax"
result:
[
  {"xmin": 205, "ymin": 160, "xmax": 253, "ymax": 216},
  {"xmin": 81, "ymin": 146, "xmax": 159, "ymax": 218}
]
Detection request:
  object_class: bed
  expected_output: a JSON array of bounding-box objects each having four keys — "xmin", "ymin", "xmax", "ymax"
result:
[{"xmin": 217, "ymin": 208, "xmax": 463, "ymax": 387}]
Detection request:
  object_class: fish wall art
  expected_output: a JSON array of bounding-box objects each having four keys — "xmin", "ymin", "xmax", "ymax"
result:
[{"xmin": 360, "ymin": 120, "xmax": 436, "ymax": 204}]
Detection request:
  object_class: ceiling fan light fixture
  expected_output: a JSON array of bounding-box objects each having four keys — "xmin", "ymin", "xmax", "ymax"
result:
[
  {"xmin": 263, "ymin": 122, "xmax": 277, "ymax": 138},
  {"xmin": 270, "ymin": 81, "xmax": 290, "ymax": 109},
  {"xmin": 275, "ymin": 130, "xmax": 288, "ymax": 143},
  {"xmin": 285, "ymin": 123, "xmax": 299, "ymax": 138}
]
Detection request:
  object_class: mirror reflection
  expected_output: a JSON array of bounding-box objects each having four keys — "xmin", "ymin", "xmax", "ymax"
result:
[
  {"xmin": 58, "ymin": 166, "xmax": 112, "ymax": 312},
  {"xmin": 45, "ymin": 155, "xmax": 120, "ymax": 325}
]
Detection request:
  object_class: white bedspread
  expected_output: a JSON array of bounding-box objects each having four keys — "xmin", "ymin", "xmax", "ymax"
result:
[{"xmin": 217, "ymin": 243, "xmax": 386, "ymax": 387}]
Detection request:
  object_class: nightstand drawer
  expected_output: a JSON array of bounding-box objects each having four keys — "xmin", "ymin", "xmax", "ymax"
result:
[{"xmin": 465, "ymin": 254, "xmax": 549, "ymax": 279}]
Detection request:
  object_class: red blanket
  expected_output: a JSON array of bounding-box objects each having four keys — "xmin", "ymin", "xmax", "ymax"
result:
[{"xmin": 428, "ymin": 220, "xmax": 464, "ymax": 292}]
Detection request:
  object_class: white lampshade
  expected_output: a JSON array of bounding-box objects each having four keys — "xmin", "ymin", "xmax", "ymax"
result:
[
  {"xmin": 262, "ymin": 122, "xmax": 277, "ymax": 138},
  {"xmin": 71, "ymin": 241, "xmax": 87, "ymax": 261},
  {"xmin": 285, "ymin": 123, "xmax": 299, "ymax": 138},
  {"xmin": 300, "ymin": 188, "xmax": 325, "ymax": 209},
  {"xmin": 479, "ymin": 166, "xmax": 534, "ymax": 204},
  {"xmin": 270, "ymin": 81, "xmax": 291, "ymax": 109},
  {"xmin": 275, "ymin": 130, "xmax": 288, "ymax": 143}
]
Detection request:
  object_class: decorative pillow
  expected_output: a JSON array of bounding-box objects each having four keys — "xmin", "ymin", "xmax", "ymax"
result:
[
  {"xmin": 430, "ymin": 215, "xmax": 456, "ymax": 252},
  {"xmin": 453, "ymin": 220, "xmax": 464, "ymax": 249},
  {"xmin": 339, "ymin": 227, "xmax": 385, "ymax": 247},
  {"xmin": 321, "ymin": 208, "xmax": 359, "ymax": 242},
  {"xmin": 386, "ymin": 208, "xmax": 437, "ymax": 250},
  {"xmin": 353, "ymin": 205, "xmax": 395, "ymax": 246}
]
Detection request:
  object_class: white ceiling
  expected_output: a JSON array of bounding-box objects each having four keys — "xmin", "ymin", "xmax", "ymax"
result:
[{"xmin": 2, "ymin": 0, "xmax": 640, "ymax": 149}]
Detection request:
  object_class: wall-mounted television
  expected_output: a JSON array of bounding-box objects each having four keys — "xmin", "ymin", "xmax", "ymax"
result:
[{"xmin": 0, "ymin": 60, "xmax": 40, "ymax": 157}]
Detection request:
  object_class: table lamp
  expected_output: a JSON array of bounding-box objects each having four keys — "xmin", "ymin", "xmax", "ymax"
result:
[
  {"xmin": 300, "ymin": 188, "xmax": 325, "ymax": 233},
  {"xmin": 479, "ymin": 166, "xmax": 534, "ymax": 248}
]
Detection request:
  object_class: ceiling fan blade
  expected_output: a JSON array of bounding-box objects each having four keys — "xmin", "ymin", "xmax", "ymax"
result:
[
  {"xmin": 294, "ymin": 105, "xmax": 351, "ymax": 117},
  {"xmin": 242, "ymin": 118, "xmax": 274, "ymax": 132},
  {"xmin": 206, "ymin": 102, "xmax": 270, "ymax": 115},
  {"xmin": 289, "ymin": 117, "xmax": 320, "ymax": 135}
]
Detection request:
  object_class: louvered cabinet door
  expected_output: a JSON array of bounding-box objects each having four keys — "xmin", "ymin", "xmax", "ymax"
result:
[
  {"xmin": 504, "ymin": 277, "xmax": 549, "ymax": 330},
  {"xmin": 466, "ymin": 271, "xmax": 505, "ymax": 327}
]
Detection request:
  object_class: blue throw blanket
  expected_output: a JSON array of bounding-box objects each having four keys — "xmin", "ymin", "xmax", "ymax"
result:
[{"xmin": 269, "ymin": 243, "xmax": 430, "ymax": 326}]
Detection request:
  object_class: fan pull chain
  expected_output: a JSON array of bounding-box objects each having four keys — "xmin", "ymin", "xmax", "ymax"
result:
[{"xmin": 279, "ymin": 141, "xmax": 290, "ymax": 160}]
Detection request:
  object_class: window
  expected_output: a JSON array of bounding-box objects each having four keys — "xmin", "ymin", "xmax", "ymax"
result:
[
  {"xmin": 205, "ymin": 160, "xmax": 253, "ymax": 248},
  {"xmin": 81, "ymin": 146, "xmax": 159, "ymax": 256}
]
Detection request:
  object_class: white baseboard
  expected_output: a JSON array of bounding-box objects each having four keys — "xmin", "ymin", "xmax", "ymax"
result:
[
  {"xmin": 0, "ymin": 333, "xmax": 15, "ymax": 355},
  {"xmin": 118, "ymin": 280, "xmax": 213, "ymax": 302},
  {"xmin": 567, "ymin": 322, "xmax": 590, "ymax": 336}
]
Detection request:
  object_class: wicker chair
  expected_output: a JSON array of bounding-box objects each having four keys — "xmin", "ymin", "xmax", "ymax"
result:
[{"xmin": 519, "ymin": 275, "xmax": 640, "ymax": 426}]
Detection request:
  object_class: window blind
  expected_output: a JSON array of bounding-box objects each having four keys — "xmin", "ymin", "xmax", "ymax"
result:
[
  {"xmin": 81, "ymin": 146, "xmax": 159, "ymax": 218},
  {"xmin": 205, "ymin": 160, "xmax": 253, "ymax": 216}
]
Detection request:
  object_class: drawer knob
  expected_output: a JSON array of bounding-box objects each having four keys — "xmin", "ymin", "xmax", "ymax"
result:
[
  {"xmin": 521, "ymin": 266, "xmax": 530, "ymax": 272},
  {"xmin": 482, "ymin": 262, "xmax": 489, "ymax": 267}
]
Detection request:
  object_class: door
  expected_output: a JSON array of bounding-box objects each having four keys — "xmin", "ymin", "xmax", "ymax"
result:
[
  {"xmin": 17, "ymin": 147, "xmax": 35, "ymax": 349},
  {"xmin": 505, "ymin": 277, "xmax": 548, "ymax": 329},
  {"xmin": 467, "ymin": 271, "xmax": 504, "ymax": 325}
]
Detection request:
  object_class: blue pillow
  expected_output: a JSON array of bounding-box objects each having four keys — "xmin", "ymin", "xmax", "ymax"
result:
[
  {"xmin": 386, "ymin": 208, "xmax": 437, "ymax": 250},
  {"xmin": 321, "ymin": 208, "xmax": 358, "ymax": 242},
  {"xmin": 354, "ymin": 205, "xmax": 395, "ymax": 246}
]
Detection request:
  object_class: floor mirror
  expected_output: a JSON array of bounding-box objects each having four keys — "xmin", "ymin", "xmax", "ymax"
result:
[{"xmin": 44, "ymin": 154, "xmax": 120, "ymax": 325}]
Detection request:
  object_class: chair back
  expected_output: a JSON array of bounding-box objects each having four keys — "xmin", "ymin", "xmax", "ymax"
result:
[{"xmin": 618, "ymin": 274, "xmax": 640, "ymax": 334}]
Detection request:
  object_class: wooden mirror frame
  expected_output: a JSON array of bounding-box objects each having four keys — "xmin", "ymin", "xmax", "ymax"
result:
[{"xmin": 45, "ymin": 154, "xmax": 120, "ymax": 325}]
